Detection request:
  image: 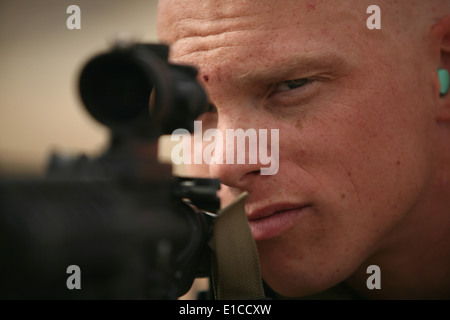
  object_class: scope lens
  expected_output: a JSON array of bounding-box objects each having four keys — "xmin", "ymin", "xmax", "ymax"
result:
[{"xmin": 80, "ymin": 53, "xmax": 153, "ymax": 127}]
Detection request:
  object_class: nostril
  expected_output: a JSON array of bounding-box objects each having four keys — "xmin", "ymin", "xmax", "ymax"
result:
[{"xmin": 237, "ymin": 169, "xmax": 262, "ymax": 186}]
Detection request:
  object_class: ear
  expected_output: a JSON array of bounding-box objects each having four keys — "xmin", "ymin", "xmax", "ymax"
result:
[{"xmin": 432, "ymin": 15, "xmax": 450, "ymax": 123}]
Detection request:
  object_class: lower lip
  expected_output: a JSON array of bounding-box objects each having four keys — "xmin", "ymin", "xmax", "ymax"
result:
[{"xmin": 248, "ymin": 207, "xmax": 307, "ymax": 241}]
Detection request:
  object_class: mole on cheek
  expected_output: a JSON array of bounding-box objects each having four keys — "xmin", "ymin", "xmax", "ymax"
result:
[
  {"xmin": 203, "ymin": 74, "xmax": 209, "ymax": 82},
  {"xmin": 306, "ymin": 0, "xmax": 316, "ymax": 10}
]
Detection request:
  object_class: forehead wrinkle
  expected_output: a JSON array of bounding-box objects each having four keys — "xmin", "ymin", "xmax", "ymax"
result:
[
  {"xmin": 169, "ymin": 15, "xmax": 257, "ymax": 40},
  {"xmin": 159, "ymin": 1, "xmax": 271, "ymax": 45},
  {"xmin": 170, "ymin": 27, "xmax": 273, "ymax": 62},
  {"xmin": 163, "ymin": 10, "xmax": 277, "ymax": 60}
]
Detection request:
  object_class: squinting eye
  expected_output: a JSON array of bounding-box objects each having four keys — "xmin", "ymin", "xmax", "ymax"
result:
[
  {"xmin": 275, "ymin": 78, "xmax": 309, "ymax": 92},
  {"xmin": 206, "ymin": 103, "xmax": 217, "ymax": 113},
  {"xmin": 199, "ymin": 103, "xmax": 217, "ymax": 117},
  {"xmin": 196, "ymin": 102, "xmax": 218, "ymax": 123}
]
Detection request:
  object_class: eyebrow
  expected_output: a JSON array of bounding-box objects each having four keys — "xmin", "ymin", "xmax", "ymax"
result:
[{"xmin": 234, "ymin": 51, "xmax": 350, "ymax": 84}]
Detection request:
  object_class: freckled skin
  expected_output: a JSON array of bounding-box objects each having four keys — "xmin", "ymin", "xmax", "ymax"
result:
[{"xmin": 158, "ymin": 1, "xmax": 450, "ymax": 298}]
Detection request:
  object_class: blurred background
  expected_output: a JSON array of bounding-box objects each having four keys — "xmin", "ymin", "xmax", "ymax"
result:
[
  {"xmin": 0, "ymin": 0, "xmax": 182, "ymax": 175},
  {"xmin": 0, "ymin": 0, "xmax": 206, "ymax": 298}
]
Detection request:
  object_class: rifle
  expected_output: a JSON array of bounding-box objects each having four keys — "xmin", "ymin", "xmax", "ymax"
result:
[{"xmin": 0, "ymin": 42, "xmax": 220, "ymax": 299}]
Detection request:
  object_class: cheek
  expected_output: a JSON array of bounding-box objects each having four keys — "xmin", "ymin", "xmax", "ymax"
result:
[
  {"xmin": 256, "ymin": 220, "xmax": 359, "ymax": 297},
  {"xmin": 257, "ymin": 93, "xmax": 434, "ymax": 296},
  {"xmin": 283, "ymin": 82, "xmax": 432, "ymax": 215}
]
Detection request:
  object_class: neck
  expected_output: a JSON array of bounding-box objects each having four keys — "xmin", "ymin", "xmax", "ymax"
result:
[{"xmin": 346, "ymin": 170, "xmax": 450, "ymax": 299}]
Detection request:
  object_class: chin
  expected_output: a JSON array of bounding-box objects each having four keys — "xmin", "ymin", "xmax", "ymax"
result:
[
  {"xmin": 261, "ymin": 267, "xmax": 341, "ymax": 298},
  {"xmin": 256, "ymin": 237, "xmax": 355, "ymax": 298}
]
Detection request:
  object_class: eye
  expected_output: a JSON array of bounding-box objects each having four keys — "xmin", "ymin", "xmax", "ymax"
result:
[
  {"xmin": 197, "ymin": 103, "xmax": 217, "ymax": 118},
  {"xmin": 275, "ymin": 78, "xmax": 310, "ymax": 92},
  {"xmin": 196, "ymin": 103, "xmax": 218, "ymax": 127},
  {"xmin": 205, "ymin": 103, "xmax": 217, "ymax": 113}
]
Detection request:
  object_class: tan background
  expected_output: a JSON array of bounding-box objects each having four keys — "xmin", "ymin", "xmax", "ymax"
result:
[{"xmin": 0, "ymin": 0, "xmax": 183, "ymax": 175}]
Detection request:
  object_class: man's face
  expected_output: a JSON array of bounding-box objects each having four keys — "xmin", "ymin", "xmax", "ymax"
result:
[{"xmin": 158, "ymin": 0, "xmax": 438, "ymax": 296}]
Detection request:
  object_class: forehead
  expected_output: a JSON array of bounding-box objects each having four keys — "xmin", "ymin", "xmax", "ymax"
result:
[
  {"xmin": 158, "ymin": 1, "xmax": 363, "ymax": 59},
  {"xmin": 157, "ymin": 0, "xmax": 420, "ymax": 88}
]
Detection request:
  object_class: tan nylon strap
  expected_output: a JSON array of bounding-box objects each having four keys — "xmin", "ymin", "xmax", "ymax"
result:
[{"xmin": 211, "ymin": 192, "xmax": 265, "ymax": 300}]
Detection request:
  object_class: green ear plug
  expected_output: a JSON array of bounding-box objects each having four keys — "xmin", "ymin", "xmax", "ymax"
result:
[{"xmin": 438, "ymin": 68, "xmax": 449, "ymax": 95}]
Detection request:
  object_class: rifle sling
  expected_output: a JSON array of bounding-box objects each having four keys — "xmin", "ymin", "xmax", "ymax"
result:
[{"xmin": 210, "ymin": 192, "xmax": 266, "ymax": 300}]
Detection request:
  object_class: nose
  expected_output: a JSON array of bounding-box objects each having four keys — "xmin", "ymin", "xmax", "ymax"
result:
[
  {"xmin": 208, "ymin": 113, "xmax": 276, "ymax": 190},
  {"xmin": 209, "ymin": 154, "xmax": 261, "ymax": 190}
]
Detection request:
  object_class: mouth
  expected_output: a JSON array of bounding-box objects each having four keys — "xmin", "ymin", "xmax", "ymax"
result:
[{"xmin": 247, "ymin": 203, "xmax": 310, "ymax": 241}]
